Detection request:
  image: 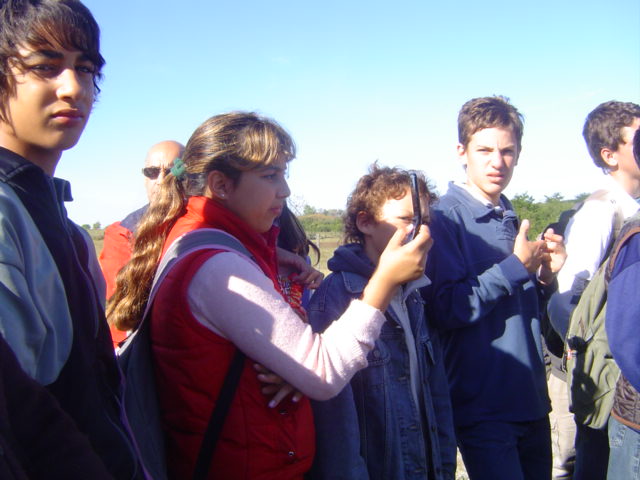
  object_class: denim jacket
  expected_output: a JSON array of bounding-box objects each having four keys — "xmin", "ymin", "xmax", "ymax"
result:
[{"xmin": 308, "ymin": 243, "xmax": 456, "ymax": 480}]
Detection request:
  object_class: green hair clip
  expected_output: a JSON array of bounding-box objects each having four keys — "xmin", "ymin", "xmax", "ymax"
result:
[{"xmin": 170, "ymin": 157, "xmax": 186, "ymax": 179}]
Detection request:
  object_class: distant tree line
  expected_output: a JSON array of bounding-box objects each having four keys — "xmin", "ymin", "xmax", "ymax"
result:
[
  {"xmin": 81, "ymin": 221, "xmax": 102, "ymax": 230},
  {"xmin": 82, "ymin": 192, "xmax": 588, "ymax": 240},
  {"xmin": 297, "ymin": 193, "xmax": 589, "ymax": 238},
  {"xmin": 299, "ymin": 206, "xmax": 344, "ymax": 234},
  {"xmin": 511, "ymin": 192, "xmax": 589, "ymax": 239}
]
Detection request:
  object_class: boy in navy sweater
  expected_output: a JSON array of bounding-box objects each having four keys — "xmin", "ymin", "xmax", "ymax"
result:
[{"xmin": 424, "ymin": 96, "xmax": 565, "ymax": 480}]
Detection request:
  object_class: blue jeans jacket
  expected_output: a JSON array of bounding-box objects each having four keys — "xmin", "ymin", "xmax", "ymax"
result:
[{"xmin": 308, "ymin": 244, "xmax": 456, "ymax": 480}]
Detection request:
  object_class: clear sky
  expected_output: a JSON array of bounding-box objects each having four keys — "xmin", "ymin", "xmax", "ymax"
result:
[{"xmin": 57, "ymin": 0, "xmax": 640, "ymax": 225}]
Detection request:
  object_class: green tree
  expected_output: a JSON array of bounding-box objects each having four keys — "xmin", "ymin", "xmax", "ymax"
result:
[
  {"xmin": 92, "ymin": 221, "xmax": 101, "ymax": 230},
  {"xmin": 511, "ymin": 192, "xmax": 535, "ymax": 209},
  {"xmin": 319, "ymin": 208, "xmax": 344, "ymax": 217},
  {"xmin": 544, "ymin": 192, "xmax": 565, "ymax": 203},
  {"xmin": 303, "ymin": 205, "xmax": 317, "ymax": 215},
  {"xmin": 511, "ymin": 192, "xmax": 575, "ymax": 238},
  {"xmin": 299, "ymin": 213, "xmax": 342, "ymax": 234}
]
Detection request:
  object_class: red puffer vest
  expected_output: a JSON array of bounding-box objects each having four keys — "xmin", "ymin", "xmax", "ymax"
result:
[{"xmin": 151, "ymin": 197, "xmax": 314, "ymax": 479}]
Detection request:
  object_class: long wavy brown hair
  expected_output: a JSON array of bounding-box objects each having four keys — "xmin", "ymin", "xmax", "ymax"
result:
[{"xmin": 107, "ymin": 112, "xmax": 296, "ymax": 332}]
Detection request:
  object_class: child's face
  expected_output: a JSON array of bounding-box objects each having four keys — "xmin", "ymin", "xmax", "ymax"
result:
[
  {"xmin": 0, "ymin": 44, "xmax": 96, "ymax": 169},
  {"xmin": 362, "ymin": 187, "xmax": 430, "ymax": 263},
  {"xmin": 221, "ymin": 157, "xmax": 291, "ymax": 233},
  {"xmin": 458, "ymin": 127, "xmax": 519, "ymax": 206}
]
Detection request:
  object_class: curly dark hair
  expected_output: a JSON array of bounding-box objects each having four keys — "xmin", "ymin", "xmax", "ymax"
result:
[{"xmin": 343, "ymin": 163, "xmax": 437, "ymax": 244}]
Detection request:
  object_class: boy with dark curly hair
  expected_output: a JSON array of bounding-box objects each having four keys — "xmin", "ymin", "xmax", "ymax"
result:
[{"xmin": 309, "ymin": 164, "xmax": 456, "ymax": 480}]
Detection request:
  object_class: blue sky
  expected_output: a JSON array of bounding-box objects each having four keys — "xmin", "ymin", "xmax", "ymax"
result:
[{"xmin": 58, "ymin": 0, "xmax": 640, "ymax": 225}]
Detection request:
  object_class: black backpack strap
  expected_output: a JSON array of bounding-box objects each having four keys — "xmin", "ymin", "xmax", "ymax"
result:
[{"xmin": 192, "ymin": 349, "xmax": 246, "ymax": 480}]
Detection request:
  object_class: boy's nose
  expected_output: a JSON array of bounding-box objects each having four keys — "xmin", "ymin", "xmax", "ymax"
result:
[
  {"xmin": 56, "ymin": 68, "xmax": 85, "ymax": 101},
  {"xmin": 490, "ymin": 151, "xmax": 505, "ymax": 168}
]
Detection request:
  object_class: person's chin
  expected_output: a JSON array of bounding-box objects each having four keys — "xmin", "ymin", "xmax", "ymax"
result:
[
  {"xmin": 486, "ymin": 180, "xmax": 507, "ymax": 194},
  {"xmin": 49, "ymin": 128, "xmax": 85, "ymax": 151}
]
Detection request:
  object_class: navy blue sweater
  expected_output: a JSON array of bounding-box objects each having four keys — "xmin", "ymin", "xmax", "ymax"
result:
[
  {"xmin": 607, "ymin": 229, "xmax": 640, "ymax": 392},
  {"xmin": 424, "ymin": 183, "xmax": 550, "ymax": 427}
]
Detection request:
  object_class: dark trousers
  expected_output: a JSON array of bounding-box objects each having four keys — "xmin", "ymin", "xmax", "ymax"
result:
[
  {"xmin": 456, "ymin": 417, "xmax": 552, "ymax": 480},
  {"xmin": 573, "ymin": 422, "xmax": 609, "ymax": 480}
]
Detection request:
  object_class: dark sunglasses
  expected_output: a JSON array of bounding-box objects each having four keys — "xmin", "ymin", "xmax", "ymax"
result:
[{"xmin": 142, "ymin": 166, "xmax": 171, "ymax": 180}]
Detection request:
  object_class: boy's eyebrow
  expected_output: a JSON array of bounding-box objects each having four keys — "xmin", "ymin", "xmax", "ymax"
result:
[
  {"xmin": 475, "ymin": 142, "xmax": 516, "ymax": 150},
  {"xmin": 21, "ymin": 49, "xmax": 64, "ymax": 61},
  {"xmin": 21, "ymin": 49, "xmax": 93, "ymax": 63}
]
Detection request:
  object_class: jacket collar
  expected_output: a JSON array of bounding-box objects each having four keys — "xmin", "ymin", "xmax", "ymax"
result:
[
  {"xmin": 0, "ymin": 146, "xmax": 73, "ymax": 202},
  {"xmin": 448, "ymin": 181, "xmax": 517, "ymax": 223},
  {"xmin": 0, "ymin": 146, "xmax": 42, "ymax": 183}
]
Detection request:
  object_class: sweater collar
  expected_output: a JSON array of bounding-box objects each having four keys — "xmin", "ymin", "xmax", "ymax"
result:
[{"xmin": 448, "ymin": 181, "xmax": 516, "ymax": 222}]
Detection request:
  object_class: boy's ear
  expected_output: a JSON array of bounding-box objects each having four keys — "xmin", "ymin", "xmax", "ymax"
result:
[
  {"xmin": 457, "ymin": 143, "xmax": 468, "ymax": 169},
  {"xmin": 355, "ymin": 211, "xmax": 376, "ymax": 236},
  {"xmin": 206, "ymin": 170, "xmax": 233, "ymax": 200},
  {"xmin": 600, "ymin": 147, "xmax": 618, "ymax": 169}
]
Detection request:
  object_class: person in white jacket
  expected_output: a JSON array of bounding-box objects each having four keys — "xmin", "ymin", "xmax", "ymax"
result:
[{"xmin": 547, "ymin": 100, "xmax": 640, "ymax": 480}]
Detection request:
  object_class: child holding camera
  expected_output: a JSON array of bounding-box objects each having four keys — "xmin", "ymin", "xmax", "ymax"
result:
[{"xmin": 308, "ymin": 164, "xmax": 456, "ymax": 480}]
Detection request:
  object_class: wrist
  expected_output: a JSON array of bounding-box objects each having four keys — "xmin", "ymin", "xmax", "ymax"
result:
[{"xmin": 362, "ymin": 270, "xmax": 398, "ymax": 312}]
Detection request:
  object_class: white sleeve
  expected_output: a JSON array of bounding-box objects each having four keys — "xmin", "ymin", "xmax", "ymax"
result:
[
  {"xmin": 187, "ymin": 251, "xmax": 385, "ymax": 400},
  {"xmin": 548, "ymin": 200, "xmax": 615, "ymax": 336}
]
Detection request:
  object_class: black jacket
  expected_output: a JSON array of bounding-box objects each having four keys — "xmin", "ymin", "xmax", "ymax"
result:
[
  {"xmin": 0, "ymin": 335, "xmax": 113, "ymax": 479},
  {"xmin": 0, "ymin": 148, "xmax": 141, "ymax": 479}
]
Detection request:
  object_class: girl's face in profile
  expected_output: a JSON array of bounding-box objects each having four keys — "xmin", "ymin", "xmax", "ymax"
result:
[{"xmin": 224, "ymin": 157, "xmax": 291, "ymax": 233}]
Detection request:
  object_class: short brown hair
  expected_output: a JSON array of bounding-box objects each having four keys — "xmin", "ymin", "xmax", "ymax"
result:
[
  {"xmin": 343, "ymin": 163, "xmax": 437, "ymax": 244},
  {"xmin": 0, "ymin": 0, "xmax": 104, "ymax": 121},
  {"xmin": 582, "ymin": 101, "xmax": 640, "ymax": 171},
  {"xmin": 458, "ymin": 96, "xmax": 524, "ymax": 152}
]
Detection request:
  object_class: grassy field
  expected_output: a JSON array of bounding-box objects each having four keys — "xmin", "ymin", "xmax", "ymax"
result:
[{"xmin": 309, "ymin": 233, "xmax": 341, "ymax": 275}]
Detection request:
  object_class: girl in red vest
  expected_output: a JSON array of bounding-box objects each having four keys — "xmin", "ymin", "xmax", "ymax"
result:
[{"xmin": 107, "ymin": 112, "xmax": 431, "ymax": 479}]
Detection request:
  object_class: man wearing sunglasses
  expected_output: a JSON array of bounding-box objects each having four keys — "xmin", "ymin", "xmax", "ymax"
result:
[{"xmin": 99, "ymin": 140, "xmax": 184, "ymax": 346}]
